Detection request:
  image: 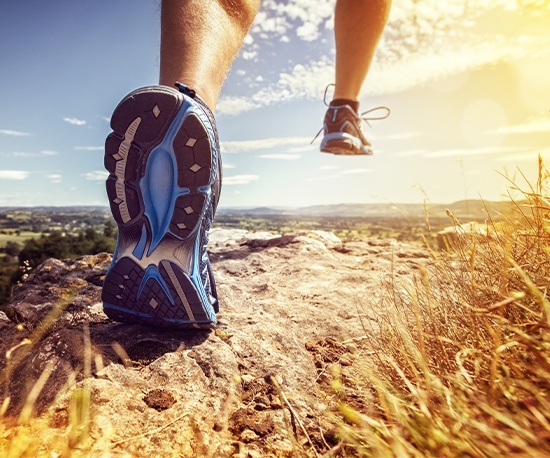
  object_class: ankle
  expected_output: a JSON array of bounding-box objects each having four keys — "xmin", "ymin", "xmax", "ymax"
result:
[{"xmin": 330, "ymin": 98, "xmax": 359, "ymax": 113}]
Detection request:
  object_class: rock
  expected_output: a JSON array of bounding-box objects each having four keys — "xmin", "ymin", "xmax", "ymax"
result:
[
  {"xmin": 0, "ymin": 229, "xmax": 427, "ymax": 456},
  {"xmin": 6, "ymin": 254, "xmax": 112, "ymax": 332},
  {"xmin": 240, "ymin": 428, "xmax": 259, "ymax": 443}
]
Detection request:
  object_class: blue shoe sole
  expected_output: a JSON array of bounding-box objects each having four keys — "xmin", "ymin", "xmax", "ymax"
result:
[{"xmin": 101, "ymin": 86, "xmax": 218, "ymax": 329}]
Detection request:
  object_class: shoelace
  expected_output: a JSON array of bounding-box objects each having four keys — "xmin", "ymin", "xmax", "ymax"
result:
[{"xmin": 311, "ymin": 84, "xmax": 390, "ymax": 144}]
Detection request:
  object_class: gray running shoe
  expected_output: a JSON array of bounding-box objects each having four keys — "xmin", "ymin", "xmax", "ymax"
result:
[
  {"xmin": 102, "ymin": 83, "xmax": 221, "ymax": 329},
  {"xmin": 320, "ymin": 104, "xmax": 390, "ymax": 156}
]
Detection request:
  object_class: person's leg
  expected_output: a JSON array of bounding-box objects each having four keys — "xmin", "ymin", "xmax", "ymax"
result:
[
  {"xmin": 333, "ymin": 0, "xmax": 392, "ymax": 102},
  {"xmin": 102, "ymin": 0, "xmax": 260, "ymax": 328},
  {"xmin": 160, "ymin": 0, "xmax": 261, "ymax": 110},
  {"xmin": 321, "ymin": 0, "xmax": 392, "ymax": 156}
]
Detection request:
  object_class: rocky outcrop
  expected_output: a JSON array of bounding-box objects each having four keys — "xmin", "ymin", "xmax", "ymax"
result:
[{"xmin": 0, "ymin": 229, "xmax": 428, "ymax": 456}]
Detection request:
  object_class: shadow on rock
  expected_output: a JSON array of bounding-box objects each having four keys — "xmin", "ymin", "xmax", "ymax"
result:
[
  {"xmin": 2, "ymin": 321, "xmax": 211, "ymax": 417},
  {"xmin": 90, "ymin": 322, "xmax": 210, "ymax": 367},
  {"xmin": 0, "ymin": 252, "xmax": 211, "ymax": 417}
]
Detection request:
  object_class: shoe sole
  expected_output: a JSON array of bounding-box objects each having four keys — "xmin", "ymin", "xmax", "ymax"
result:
[
  {"xmin": 101, "ymin": 86, "xmax": 218, "ymax": 329},
  {"xmin": 320, "ymin": 133, "xmax": 373, "ymax": 156}
]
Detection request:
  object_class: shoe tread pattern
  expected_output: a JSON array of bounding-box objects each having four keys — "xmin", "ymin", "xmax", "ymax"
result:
[
  {"xmin": 102, "ymin": 86, "xmax": 217, "ymax": 328},
  {"xmin": 105, "ymin": 88, "xmax": 181, "ymax": 226}
]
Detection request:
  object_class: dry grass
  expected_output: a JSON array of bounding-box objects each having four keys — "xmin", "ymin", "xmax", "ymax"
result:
[
  {"xmin": 2, "ymin": 160, "xmax": 549, "ymax": 457},
  {"xmin": 0, "ymin": 287, "xmax": 92, "ymax": 457},
  {"xmin": 334, "ymin": 157, "xmax": 550, "ymax": 457}
]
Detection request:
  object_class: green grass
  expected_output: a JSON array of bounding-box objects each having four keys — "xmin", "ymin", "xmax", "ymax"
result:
[{"xmin": 0, "ymin": 232, "xmax": 42, "ymax": 249}]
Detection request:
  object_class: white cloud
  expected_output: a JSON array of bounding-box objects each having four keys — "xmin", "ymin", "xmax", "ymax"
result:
[
  {"xmin": 217, "ymin": 57, "xmax": 333, "ymax": 116},
  {"xmin": 75, "ymin": 146, "xmax": 104, "ymax": 151},
  {"xmin": 3, "ymin": 150, "xmax": 58, "ymax": 158},
  {"xmin": 306, "ymin": 167, "xmax": 372, "ymax": 181},
  {"xmin": 242, "ymin": 51, "xmax": 258, "ymax": 61},
  {"xmin": 0, "ymin": 170, "xmax": 30, "ymax": 180},
  {"xmin": 383, "ymin": 131, "xmax": 425, "ymax": 140},
  {"xmin": 391, "ymin": 149, "xmax": 429, "ymax": 158},
  {"xmin": 216, "ymin": 97, "xmax": 259, "ymax": 116},
  {"xmin": 489, "ymin": 118, "xmax": 550, "ymax": 135},
  {"xmin": 221, "ymin": 136, "xmax": 311, "ymax": 153},
  {"xmin": 47, "ymin": 174, "xmax": 62, "ymax": 183},
  {"xmin": 228, "ymin": 35, "xmax": 534, "ymax": 113},
  {"xmin": 339, "ymin": 168, "xmax": 373, "ymax": 175},
  {"xmin": 223, "ymin": 174, "xmax": 260, "ymax": 185},
  {"xmin": 244, "ymin": 33, "xmax": 254, "ymax": 45},
  {"xmin": 306, "ymin": 175, "xmax": 329, "ymax": 182},
  {"xmin": 221, "ymin": 1, "xmax": 550, "ymax": 115},
  {"xmin": 296, "ymin": 22, "xmax": 319, "ymax": 41},
  {"xmin": 83, "ymin": 171, "xmax": 109, "ymax": 181},
  {"xmin": 319, "ymin": 165, "xmax": 340, "ymax": 170},
  {"xmin": 0, "ymin": 129, "xmax": 31, "ymax": 137},
  {"xmin": 424, "ymin": 146, "xmax": 524, "ymax": 159},
  {"xmin": 365, "ymin": 37, "xmax": 550, "ymax": 97},
  {"xmin": 222, "ymin": 162, "xmax": 236, "ymax": 169},
  {"xmin": 287, "ymin": 145, "xmax": 317, "ymax": 153},
  {"xmin": 251, "ymin": 11, "xmax": 290, "ymax": 36},
  {"xmin": 63, "ymin": 117, "xmax": 87, "ymax": 126},
  {"xmin": 258, "ymin": 154, "xmax": 301, "ymax": 160},
  {"xmin": 255, "ymin": 0, "xmax": 334, "ymax": 42},
  {"xmin": 497, "ymin": 148, "xmax": 550, "ymax": 162}
]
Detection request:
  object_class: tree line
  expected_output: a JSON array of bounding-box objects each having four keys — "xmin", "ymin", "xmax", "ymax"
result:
[{"xmin": 0, "ymin": 221, "xmax": 117, "ymax": 309}]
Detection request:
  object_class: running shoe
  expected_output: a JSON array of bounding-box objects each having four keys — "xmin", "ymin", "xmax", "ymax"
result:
[
  {"xmin": 101, "ymin": 83, "xmax": 221, "ymax": 329},
  {"xmin": 320, "ymin": 104, "xmax": 390, "ymax": 156}
]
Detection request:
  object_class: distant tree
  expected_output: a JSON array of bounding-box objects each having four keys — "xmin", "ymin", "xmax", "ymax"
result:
[
  {"xmin": 103, "ymin": 220, "xmax": 116, "ymax": 238},
  {"xmin": 17, "ymin": 226, "xmax": 116, "ymax": 270},
  {"xmin": 4, "ymin": 241, "xmax": 21, "ymax": 257},
  {"xmin": 92, "ymin": 236, "xmax": 115, "ymax": 253},
  {"xmin": 84, "ymin": 227, "xmax": 97, "ymax": 241},
  {"xmin": 19, "ymin": 232, "xmax": 70, "ymax": 268}
]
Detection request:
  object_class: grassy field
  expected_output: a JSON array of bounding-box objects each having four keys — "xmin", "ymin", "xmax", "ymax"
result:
[{"xmin": 0, "ymin": 232, "xmax": 42, "ymax": 249}]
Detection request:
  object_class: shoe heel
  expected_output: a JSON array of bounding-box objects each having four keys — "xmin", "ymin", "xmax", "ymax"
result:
[
  {"xmin": 102, "ymin": 257, "xmax": 214, "ymax": 328},
  {"xmin": 101, "ymin": 86, "xmax": 218, "ymax": 329}
]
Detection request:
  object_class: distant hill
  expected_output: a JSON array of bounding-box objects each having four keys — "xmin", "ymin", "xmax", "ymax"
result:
[
  {"xmin": 219, "ymin": 200, "xmax": 519, "ymax": 220},
  {"xmin": 286, "ymin": 203, "xmax": 425, "ymax": 217},
  {"xmin": 0, "ymin": 200, "xmax": 522, "ymax": 220},
  {"xmin": 0, "ymin": 206, "xmax": 108, "ymax": 213},
  {"xmin": 430, "ymin": 200, "xmax": 522, "ymax": 219}
]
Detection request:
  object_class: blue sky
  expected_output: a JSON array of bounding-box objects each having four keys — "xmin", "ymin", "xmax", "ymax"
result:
[{"xmin": 0, "ymin": 0, "xmax": 549, "ymax": 208}]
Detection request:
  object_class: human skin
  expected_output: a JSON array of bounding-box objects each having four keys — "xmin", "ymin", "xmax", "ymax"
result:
[
  {"xmin": 159, "ymin": 0, "xmax": 392, "ymax": 110},
  {"xmin": 160, "ymin": 0, "xmax": 261, "ymax": 110},
  {"xmin": 333, "ymin": 0, "xmax": 392, "ymax": 101}
]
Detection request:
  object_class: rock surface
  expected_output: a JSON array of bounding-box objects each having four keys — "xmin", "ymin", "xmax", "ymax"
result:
[{"xmin": 0, "ymin": 228, "xmax": 428, "ymax": 456}]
